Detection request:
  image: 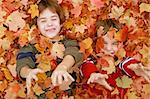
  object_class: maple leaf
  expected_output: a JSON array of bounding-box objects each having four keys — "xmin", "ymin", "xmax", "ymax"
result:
[
  {"xmin": 4, "ymin": 81, "xmax": 23, "ymax": 99},
  {"xmin": 119, "ymin": 16, "xmax": 136, "ymax": 27},
  {"xmin": 64, "ymin": 21, "xmax": 73, "ymax": 29},
  {"xmin": 28, "ymin": 4, "xmax": 39, "ymax": 19},
  {"xmin": 71, "ymin": 5, "xmax": 82, "ymax": 18},
  {"xmin": 101, "ymin": 56, "xmax": 115, "ymax": 74},
  {"xmin": 5, "ymin": 10, "xmax": 26, "ymax": 32},
  {"xmin": 109, "ymin": 5, "xmax": 125, "ymax": 19},
  {"xmin": 114, "ymin": 25, "xmax": 128, "ymax": 42},
  {"xmin": 139, "ymin": 44, "xmax": 150, "ymax": 59},
  {"xmin": 125, "ymin": 90, "xmax": 140, "ymax": 99},
  {"xmin": 139, "ymin": 3, "xmax": 150, "ymax": 13},
  {"xmin": 115, "ymin": 48, "xmax": 126, "ymax": 59},
  {"xmin": 0, "ymin": 57, "xmax": 5, "ymax": 64},
  {"xmin": 0, "ymin": 38, "xmax": 11, "ymax": 50},
  {"xmin": 32, "ymin": 83, "xmax": 44, "ymax": 96},
  {"xmin": 81, "ymin": 37, "xmax": 93, "ymax": 49},
  {"xmin": 51, "ymin": 42, "xmax": 65, "ymax": 59},
  {"xmin": 0, "ymin": 7, "xmax": 7, "ymax": 23},
  {"xmin": 71, "ymin": 0, "xmax": 83, "ymax": 7},
  {"xmin": 90, "ymin": 0, "xmax": 104, "ymax": 9},
  {"xmin": 116, "ymin": 75, "xmax": 133, "ymax": 88},
  {"xmin": 36, "ymin": 73, "xmax": 47, "ymax": 84},
  {"xmin": 0, "ymin": 79, "xmax": 8, "ymax": 92},
  {"xmin": 74, "ymin": 24, "xmax": 87, "ymax": 34},
  {"xmin": 1, "ymin": 67, "xmax": 14, "ymax": 81},
  {"xmin": 142, "ymin": 84, "xmax": 150, "ymax": 94}
]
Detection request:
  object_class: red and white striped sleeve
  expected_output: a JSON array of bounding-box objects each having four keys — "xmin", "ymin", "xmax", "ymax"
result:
[{"xmin": 118, "ymin": 57, "xmax": 140, "ymax": 77}]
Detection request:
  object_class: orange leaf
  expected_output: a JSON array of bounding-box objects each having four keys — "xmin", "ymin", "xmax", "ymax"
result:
[
  {"xmin": 96, "ymin": 37, "xmax": 104, "ymax": 53},
  {"xmin": 0, "ymin": 79, "xmax": 8, "ymax": 92},
  {"xmin": 114, "ymin": 26, "xmax": 128, "ymax": 42}
]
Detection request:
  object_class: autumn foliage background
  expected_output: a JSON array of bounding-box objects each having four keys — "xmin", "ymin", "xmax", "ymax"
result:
[{"xmin": 0, "ymin": 0, "xmax": 150, "ymax": 98}]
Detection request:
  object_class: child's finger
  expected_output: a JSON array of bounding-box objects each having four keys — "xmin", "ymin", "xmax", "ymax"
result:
[
  {"xmin": 87, "ymin": 77, "xmax": 92, "ymax": 84},
  {"xmin": 103, "ymin": 81, "xmax": 112, "ymax": 91},
  {"xmin": 66, "ymin": 73, "xmax": 74, "ymax": 82},
  {"xmin": 144, "ymin": 75, "xmax": 150, "ymax": 83},
  {"xmin": 51, "ymin": 73, "xmax": 57, "ymax": 86},
  {"xmin": 32, "ymin": 74, "xmax": 38, "ymax": 81},
  {"xmin": 58, "ymin": 74, "xmax": 63, "ymax": 84},
  {"xmin": 63, "ymin": 74, "xmax": 68, "ymax": 82}
]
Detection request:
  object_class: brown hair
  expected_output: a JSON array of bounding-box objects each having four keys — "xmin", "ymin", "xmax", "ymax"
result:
[{"xmin": 38, "ymin": 0, "xmax": 65, "ymax": 24}]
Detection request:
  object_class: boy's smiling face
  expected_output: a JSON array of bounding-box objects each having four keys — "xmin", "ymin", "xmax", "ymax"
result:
[
  {"xmin": 37, "ymin": 8, "xmax": 61, "ymax": 38},
  {"xmin": 102, "ymin": 34, "xmax": 119, "ymax": 56}
]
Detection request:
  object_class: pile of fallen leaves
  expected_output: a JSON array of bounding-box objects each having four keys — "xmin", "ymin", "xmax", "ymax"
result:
[{"xmin": 0, "ymin": 0, "xmax": 150, "ymax": 98}]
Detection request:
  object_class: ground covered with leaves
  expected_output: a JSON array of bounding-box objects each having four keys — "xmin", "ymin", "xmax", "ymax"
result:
[{"xmin": 0, "ymin": 0, "xmax": 150, "ymax": 99}]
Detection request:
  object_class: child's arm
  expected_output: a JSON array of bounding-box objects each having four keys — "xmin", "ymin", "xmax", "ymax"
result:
[
  {"xmin": 80, "ymin": 61, "xmax": 112, "ymax": 91},
  {"xmin": 16, "ymin": 44, "xmax": 44, "ymax": 95},
  {"xmin": 51, "ymin": 39, "xmax": 83, "ymax": 86}
]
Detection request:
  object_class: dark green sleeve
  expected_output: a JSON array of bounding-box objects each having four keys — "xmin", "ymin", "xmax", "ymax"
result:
[
  {"xmin": 63, "ymin": 39, "xmax": 83, "ymax": 66},
  {"xmin": 16, "ymin": 44, "xmax": 38, "ymax": 77}
]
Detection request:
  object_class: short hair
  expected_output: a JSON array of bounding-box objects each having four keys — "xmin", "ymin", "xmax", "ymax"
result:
[{"xmin": 38, "ymin": 0, "xmax": 65, "ymax": 24}]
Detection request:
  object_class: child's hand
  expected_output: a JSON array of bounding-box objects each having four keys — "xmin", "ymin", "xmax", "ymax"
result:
[
  {"xmin": 128, "ymin": 63, "xmax": 150, "ymax": 83},
  {"xmin": 26, "ymin": 68, "xmax": 44, "ymax": 95},
  {"xmin": 87, "ymin": 73, "xmax": 112, "ymax": 91},
  {"xmin": 51, "ymin": 66, "xmax": 75, "ymax": 86}
]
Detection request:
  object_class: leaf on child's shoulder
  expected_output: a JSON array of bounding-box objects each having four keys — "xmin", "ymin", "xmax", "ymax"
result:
[
  {"xmin": 116, "ymin": 75, "xmax": 133, "ymax": 88},
  {"xmin": 100, "ymin": 56, "xmax": 115, "ymax": 74}
]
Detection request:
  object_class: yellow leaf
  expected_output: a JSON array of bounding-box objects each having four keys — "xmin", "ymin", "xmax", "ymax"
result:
[
  {"xmin": 1, "ymin": 68, "xmax": 14, "ymax": 81},
  {"xmin": 109, "ymin": 5, "xmax": 125, "ymax": 19},
  {"xmin": 125, "ymin": 90, "xmax": 140, "ymax": 99},
  {"xmin": 139, "ymin": 3, "xmax": 150, "ymax": 13},
  {"xmin": 0, "ymin": 79, "xmax": 8, "ymax": 92},
  {"xmin": 5, "ymin": 10, "xmax": 26, "ymax": 32},
  {"xmin": 139, "ymin": 45, "xmax": 150, "ymax": 58},
  {"xmin": 0, "ymin": 7, "xmax": 7, "ymax": 22},
  {"xmin": 82, "ymin": 37, "xmax": 93, "ymax": 49},
  {"xmin": 115, "ymin": 48, "xmax": 126, "ymax": 59},
  {"xmin": 0, "ymin": 57, "xmax": 5, "ymax": 64},
  {"xmin": 0, "ymin": 25, "xmax": 6, "ymax": 38},
  {"xmin": 64, "ymin": 21, "xmax": 73, "ymax": 29},
  {"xmin": 32, "ymin": 83, "xmax": 44, "ymax": 96},
  {"xmin": 143, "ymin": 84, "xmax": 150, "ymax": 94},
  {"xmin": 28, "ymin": 4, "xmax": 39, "ymax": 18},
  {"xmin": 51, "ymin": 42, "xmax": 65, "ymax": 59},
  {"xmin": 74, "ymin": 24, "xmax": 87, "ymax": 34},
  {"xmin": 116, "ymin": 75, "xmax": 133, "ymax": 88},
  {"xmin": 0, "ymin": 38, "xmax": 11, "ymax": 50},
  {"xmin": 37, "ymin": 73, "xmax": 47, "ymax": 82},
  {"xmin": 101, "ymin": 56, "xmax": 115, "ymax": 74}
]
